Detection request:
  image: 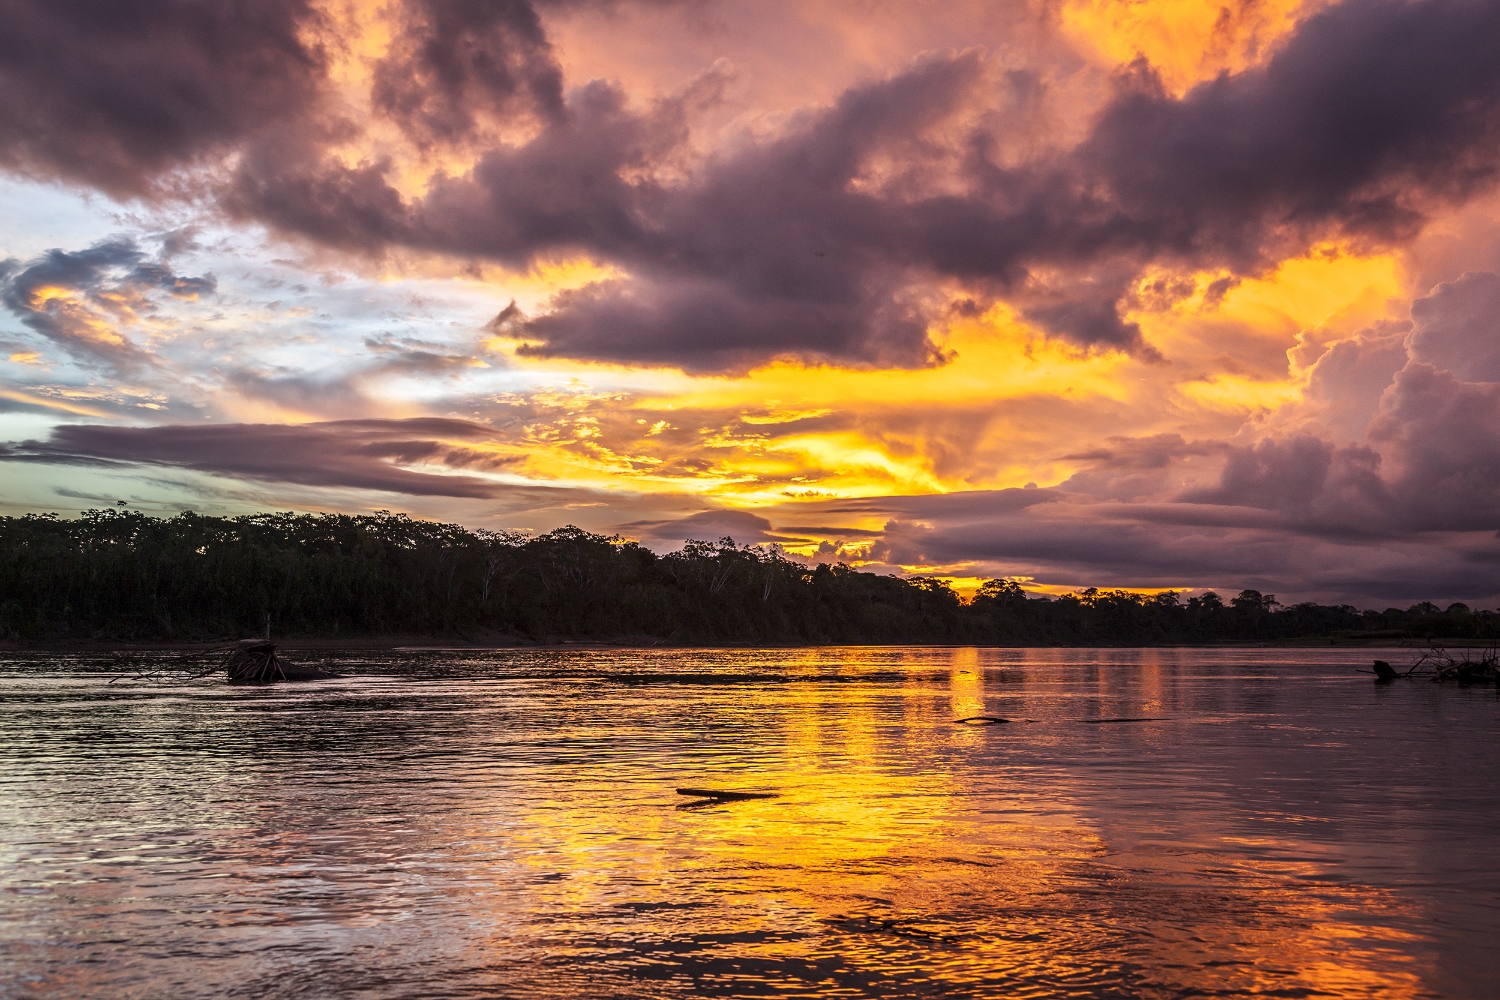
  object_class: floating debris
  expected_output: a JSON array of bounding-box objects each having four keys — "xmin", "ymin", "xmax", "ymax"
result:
[
  {"xmin": 1366, "ymin": 646, "xmax": 1500, "ymax": 684},
  {"xmin": 675, "ymin": 787, "xmax": 778, "ymax": 804},
  {"xmin": 1408, "ymin": 645, "xmax": 1499, "ymax": 685}
]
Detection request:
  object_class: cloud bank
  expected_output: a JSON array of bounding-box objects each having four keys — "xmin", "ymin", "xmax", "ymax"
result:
[{"xmin": 4, "ymin": 0, "xmax": 1500, "ymax": 371}]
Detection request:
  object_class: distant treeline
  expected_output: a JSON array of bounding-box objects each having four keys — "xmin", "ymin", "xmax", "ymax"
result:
[{"xmin": 1, "ymin": 509, "xmax": 1494, "ymax": 645}]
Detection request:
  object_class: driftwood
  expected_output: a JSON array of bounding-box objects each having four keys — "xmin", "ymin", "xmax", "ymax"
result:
[
  {"xmin": 1369, "ymin": 646, "xmax": 1500, "ymax": 684},
  {"xmin": 955, "ymin": 715, "xmax": 1167, "ymax": 726},
  {"xmin": 675, "ymin": 787, "xmax": 778, "ymax": 805},
  {"xmin": 1408, "ymin": 645, "xmax": 1499, "ymax": 684}
]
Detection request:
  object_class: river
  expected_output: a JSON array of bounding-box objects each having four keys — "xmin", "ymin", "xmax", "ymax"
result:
[{"xmin": 1, "ymin": 647, "xmax": 1496, "ymax": 998}]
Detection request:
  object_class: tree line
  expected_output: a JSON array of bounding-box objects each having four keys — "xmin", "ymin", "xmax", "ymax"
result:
[{"xmin": 0, "ymin": 508, "xmax": 1493, "ymax": 645}]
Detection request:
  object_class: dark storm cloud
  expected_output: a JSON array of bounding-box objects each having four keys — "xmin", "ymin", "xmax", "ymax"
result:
[
  {"xmin": 0, "ymin": 238, "xmax": 216, "ymax": 370},
  {"xmin": 1055, "ymin": 432, "xmax": 1395, "ymax": 540},
  {"xmin": 369, "ymin": 0, "xmax": 1500, "ymax": 368},
  {"xmin": 226, "ymin": 72, "xmax": 669, "ymax": 260},
  {"xmin": 1190, "ymin": 270, "xmax": 1500, "ymax": 536},
  {"xmin": 371, "ymin": 0, "xmax": 565, "ymax": 149},
  {"xmin": 215, "ymin": 46, "xmax": 1003, "ymax": 369},
  {"xmin": 517, "ymin": 0, "xmax": 1500, "ymax": 365},
  {"xmin": 511, "ymin": 53, "xmax": 981, "ymax": 369},
  {"xmin": 416, "ymin": 76, "xmax": 677, "ymax": 261},
  {"xmin": 1020, "ymin": 299, "xmax": 1147, "ymax": 359},
  {"xmin": 0, "ymin": 0, "xmax": 327, "ymax": 197},
  {"xmin": 1, "ymin": 419, "xmax": 511, "ymax": 498},
  {"xmin": 1080, "ymin": 1, "xmax": 1500, "ymax": 270},
  {"xmin": 516, "ymin": 275, "xmax": 936, "ymax": 371}
]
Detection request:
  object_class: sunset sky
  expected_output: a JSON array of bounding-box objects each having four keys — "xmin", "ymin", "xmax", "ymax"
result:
[{"xmin": 4, "ymin": 0, "xmax": 1500, "ymax": 605}]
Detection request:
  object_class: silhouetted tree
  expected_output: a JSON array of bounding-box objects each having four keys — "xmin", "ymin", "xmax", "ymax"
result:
[{"xmin": 1, "ymin": 509, "xmax": 1492, "ymax": 645}]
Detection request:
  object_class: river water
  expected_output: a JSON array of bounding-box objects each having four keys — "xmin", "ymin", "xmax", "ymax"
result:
[{"xmin": 1, "ymin": 647, "xmax": 1496, "ymax": 999}]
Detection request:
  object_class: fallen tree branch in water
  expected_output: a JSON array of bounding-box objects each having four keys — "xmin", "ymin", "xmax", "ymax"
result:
[
  {"xmin": 1403, "ymin": 643, "xmax": 1499, "ymax": 684},
  {"xmin": 108, "ymin": 643, "xmax": 236, "ymax": 684}
]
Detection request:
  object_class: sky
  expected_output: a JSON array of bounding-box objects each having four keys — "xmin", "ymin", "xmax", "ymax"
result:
[{"xmin": 3, "ymin": 0, "xmax": 1500, "ymax": 607}]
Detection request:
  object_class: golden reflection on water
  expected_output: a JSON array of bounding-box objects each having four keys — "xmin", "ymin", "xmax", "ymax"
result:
[{"xmin": 1, "ymin": 647, "xmax": 1492, "ymax": 998}]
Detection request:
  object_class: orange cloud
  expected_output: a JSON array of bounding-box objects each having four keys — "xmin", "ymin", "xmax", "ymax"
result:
[{"xmin": 1061, "ymin": 0, "xmax": 1322, "ymax": 94}]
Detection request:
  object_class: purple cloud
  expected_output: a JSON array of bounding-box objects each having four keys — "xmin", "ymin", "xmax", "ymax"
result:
[
  {"xmin": 2, "ymin": 419, "xmax": 514, "ymax": 498},
  {"xmin": 0, "ymin": 0, "xmax": 326, "ymax": 197}
]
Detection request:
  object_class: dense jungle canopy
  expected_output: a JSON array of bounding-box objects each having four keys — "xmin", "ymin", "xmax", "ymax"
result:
[{"xmin": 0, "ymin": 509, "xmax": 1492, "ymax": 645}]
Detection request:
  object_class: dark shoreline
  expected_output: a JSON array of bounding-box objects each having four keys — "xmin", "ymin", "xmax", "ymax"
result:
[
  {"xmin": 7, "ymin": 511, "xmax": 1494, "ymax": 649},
  {"xmin": 0, "ymin": 635, "xmax": 1472, "ymax": 653}
]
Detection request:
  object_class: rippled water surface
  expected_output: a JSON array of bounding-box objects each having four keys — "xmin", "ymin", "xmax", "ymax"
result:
[{"xmin": 2, "ymin": 646, "xmax": 1498, "ymax": 998}]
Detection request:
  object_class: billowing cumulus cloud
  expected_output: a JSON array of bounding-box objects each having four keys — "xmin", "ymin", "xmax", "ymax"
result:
[
  {"xmin": 371, "ymin": 0, "xmax": 565, "ymax": 149},
  {"xmin": 254, "ymin": 0, "xmax": 1500, "ymax": 368},
  {"xmin": 1370, "ymin": 364, "xmax": 1500, "ymax": 531},
  {"xmin": 10, "ymin": 0, "xmax": 1500, "ymax": 370},
  {"xmin": 1299, "ymin": 320, "xmax": 1411, "ymax": 445},
  {"xmin": 1406, "ymin": 271, "xmax": 1500, "ymax": 381}
]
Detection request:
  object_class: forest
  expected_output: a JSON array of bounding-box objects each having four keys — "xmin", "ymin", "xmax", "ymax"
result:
[{"xmin": 0, "ymin": 508, "xmax": 1493, "ymax": 645}]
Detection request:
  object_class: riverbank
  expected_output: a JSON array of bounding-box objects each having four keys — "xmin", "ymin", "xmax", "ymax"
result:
[{"xmin": 3, "ymin": 634, "xmax": 1490, "ymax": 653}]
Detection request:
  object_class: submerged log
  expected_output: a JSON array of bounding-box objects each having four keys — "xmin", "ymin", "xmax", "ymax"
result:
[
  {"xmin": 225, "ymin": 639, "xmax": 332, "ymax": 684},
  {"xmin": 226, "ymin": 639, "xmax": 277, "ymax": 683}
]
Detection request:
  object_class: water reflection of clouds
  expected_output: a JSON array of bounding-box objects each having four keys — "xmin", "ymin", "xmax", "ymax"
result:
[{"xmin": 0, "ymin": 647, "xmax": 1490, "ymax": 996}]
